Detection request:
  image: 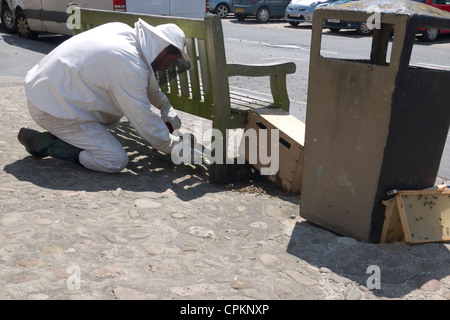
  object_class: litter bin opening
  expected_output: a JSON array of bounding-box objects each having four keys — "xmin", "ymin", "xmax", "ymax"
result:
[
  {"xmin": 313, "ymin": 0, "xmax": 450, "ymax": 71},
  {"xmin": 320, "ymin": 18, "xmax": 395, "ymax": 67},
  {"xmin": 319, "ymin": 16, "xmax": 450, "ymax": 71}
]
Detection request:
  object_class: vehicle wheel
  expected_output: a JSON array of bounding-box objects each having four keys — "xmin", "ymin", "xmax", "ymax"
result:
[
  {"xmin": 422, "ymin": 28, "xmax": 439, "ymax": 42},
  {"xmin": 256, "ymin": 7, "xmax": 270, "ymax": 23},
  {"xmin": 356, "ymin": 22, "xmax": 373, "ymax": 36},
  {"xmin": 1, "ymin": 5, "xmax": 15, "ymax": 33},
  {"xmin": 214, "ymin": 4, "xmax": 229, "ymax": 18},
  {"xmin": 15, "ymin": 11, "xmax": 38, "ymax": 40},
  {"xmin": 235, "ymin": 14, "xmax": 246, "ymax": 21},
  {"xmin": 288, "ymin": 21, "xmax": 300, "ymax": 27}
]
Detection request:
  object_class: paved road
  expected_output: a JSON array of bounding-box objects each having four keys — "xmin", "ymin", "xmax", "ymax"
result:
[
  {"xmin": 222, "ymin": 18, "xmax": 450, "ymax": 103},
  {"xmin": 0, "ymin": 20, "xmax": 449, "ymax": 302}
]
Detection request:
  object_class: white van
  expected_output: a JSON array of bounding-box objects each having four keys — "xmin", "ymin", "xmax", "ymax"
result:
[{"xmin": 3, "ymin": 0, "xmax": 207, "ymax": 39}]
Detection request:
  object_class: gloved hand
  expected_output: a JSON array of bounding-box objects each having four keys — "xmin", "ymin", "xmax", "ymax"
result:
[
  {"xmin": 170, "ymin": 133, "xmax": 202, "ymax": 165},
  {"xmin": 160, "ymin": 105, "xmax": 182, "ymax": 131}
]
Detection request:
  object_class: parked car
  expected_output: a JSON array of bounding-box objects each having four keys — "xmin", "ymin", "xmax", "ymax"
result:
[
  {"xmin": 209, "ymin": 0, "xmax": 233, "ymax": 18},
  {"xmin": 0, "ymin": 0, "xmax": 14, "ymax": 33},
  {"xmin": 322, "ymin": 0, "xmax": 374, "ymax": 35},
  {"xmin": 323, "ymin": 0, "xmax": 450, "ymax": 40},
  {"xmin": 233, "ymin": 0, "xmax": 291, "ymax": 23},
  {"xmin": 5, "ymin": 0, "xmax": 207, "ymax": 40},
  {"xmin": 415, "ymin": 0, "xmax": 450, "ymax": 41},
  {"xmin": 285, "ymin": 0, "xmax": 337, "ymax": 26}
]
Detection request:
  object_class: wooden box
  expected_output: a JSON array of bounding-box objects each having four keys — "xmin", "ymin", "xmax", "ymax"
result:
[
  {"xmin": 381, "ymin": 185, "xmax": 450, "ymax": 244},
  {"xmin": 242, "ymin": 108, "xmax": 305, "ymax": 194}
]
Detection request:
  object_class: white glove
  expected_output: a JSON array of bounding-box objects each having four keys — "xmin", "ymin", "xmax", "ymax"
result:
[
  {"xmin": 170, "ymin": 133, "xmax": 202, "ymax": 165},
  {"xmin": 160, "ymin": 105, "xmax": 182, "ymax": 132}
]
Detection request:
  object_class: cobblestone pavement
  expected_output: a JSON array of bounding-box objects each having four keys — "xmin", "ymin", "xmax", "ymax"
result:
[{"xmin": 0, "ymin": 75, "xmax": 449, "ymax": 301}]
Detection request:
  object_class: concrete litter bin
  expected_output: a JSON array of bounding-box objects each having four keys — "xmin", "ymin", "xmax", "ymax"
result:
[{"xmin": 300, "ymin": 0, "xmax": 450, "ymax": 242}]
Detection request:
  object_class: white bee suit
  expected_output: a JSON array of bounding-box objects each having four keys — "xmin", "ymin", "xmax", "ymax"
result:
[{"xmin": 24, "ymin": 19, "xmax": 190, "ymax": 173}]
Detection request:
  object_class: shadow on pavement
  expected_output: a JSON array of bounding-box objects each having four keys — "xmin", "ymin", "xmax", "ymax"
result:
[
  {"xmin": 4, "ymin": 120, "xmax": 291, "ymax": 203},
  {"xmin": 1, "ymin": 31, "xmax": 69, "ymax": 54},
  {"xmin": 4, "ymin": 125, "xmax": 211, "ymax": 203},
  {"xmin": 287, "ymin": 220, "xmax": 450, "ymax": 298},
  {"xmin": 227, "ymin": 17, "xmax": 288, "ymax": 26}
]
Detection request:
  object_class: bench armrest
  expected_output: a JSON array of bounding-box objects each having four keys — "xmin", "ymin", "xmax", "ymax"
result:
[{"xmin": 226, "ymin": 62, "xmax": 296, "ymax": 111}]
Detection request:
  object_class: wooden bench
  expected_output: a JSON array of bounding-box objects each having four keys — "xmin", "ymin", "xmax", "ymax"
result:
[{"xmin": 73, "ymin": 8, "xmax": 296, "ymax": 183}]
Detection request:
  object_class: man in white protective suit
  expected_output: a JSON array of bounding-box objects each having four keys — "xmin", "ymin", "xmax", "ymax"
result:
[{"xmin": 18, "ymin": 19, "xmax": 192, "ymax": 173}]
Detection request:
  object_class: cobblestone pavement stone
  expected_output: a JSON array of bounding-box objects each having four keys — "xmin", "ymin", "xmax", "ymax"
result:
[{"xmin": 0, "ymin": 75, "xmax": 449, "ymax": 300}]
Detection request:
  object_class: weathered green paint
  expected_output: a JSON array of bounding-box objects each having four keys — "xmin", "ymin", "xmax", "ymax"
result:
[
  {"xmin": 74, "ymin": 9, "xmax": 208, "ymax": 38},
  {"xmin": 300, "ymin": 0, "xmax": 450, "ymax": 243},
  {"xmin": 226, "ymin": 62, "xmax": 296, "ymax": 77},
  {"xmin": 74, "ymin": 7, "xmax": 296, "ymax": 183}
]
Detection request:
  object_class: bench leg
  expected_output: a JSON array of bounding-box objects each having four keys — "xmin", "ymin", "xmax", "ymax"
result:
[
  {"xmin": 208, "ymin": 128, "xmax": 229, "ymax": 184},
  {"xmin": 270, "ymin": 74, "xmax": 290, "ymax": 112},
  {"xmin": 207, "ymin": 127, "xmax": 251, "ymax": 184}
]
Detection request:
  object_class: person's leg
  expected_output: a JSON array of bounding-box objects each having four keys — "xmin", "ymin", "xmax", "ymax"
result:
[
  {"xmin": 18, "ymin": 128, "xmax": 82, "ymax": 163},
  {"xmin": 21, "ymin": 102, "xmax": 129, "ymax": 173}
]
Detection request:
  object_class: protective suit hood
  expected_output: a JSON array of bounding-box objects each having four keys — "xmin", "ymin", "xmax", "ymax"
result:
[{"xmin": 135, "ymin": 19, "xmax": 191, "ymax": 72}]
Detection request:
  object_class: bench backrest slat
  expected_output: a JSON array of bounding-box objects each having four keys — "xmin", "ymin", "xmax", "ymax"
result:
[
  {"xmin": 186, "ymin": 38, "xmax": 201, "ymax": 102},
  {"xmin": 168, "ymin": 65, "xmax": 179, "ymax": 96},
  {"xmin": 197, "ymin": 39, "xmax": 212, "ymax": 103},
  {"xmin": 178, "ymin": 66, "xmax": 190, "ymax": 98}
]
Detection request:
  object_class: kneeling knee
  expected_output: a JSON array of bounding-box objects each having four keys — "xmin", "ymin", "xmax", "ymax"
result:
[
  {"xmin": 107, "ymin": 152, "xmax": 129, "ymax": 173},
  {"xmin": 79, "ymin": 150, "xmax": 129, "ymax": 173}
]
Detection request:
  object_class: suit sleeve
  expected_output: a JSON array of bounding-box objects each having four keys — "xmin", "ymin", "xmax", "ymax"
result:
[
  {"xmin": 146, "ymin": 70, "xmax": 172, "ymax": 111},
  {"xmin": 108, "ymin": 66, "xmax": 176, "ymax": 154}
]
